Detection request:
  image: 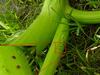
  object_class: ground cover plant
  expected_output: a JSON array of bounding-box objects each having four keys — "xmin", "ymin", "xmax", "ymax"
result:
[{"xmin": 0, "ymin": 0, "xmax": 100, "ymax": 75}]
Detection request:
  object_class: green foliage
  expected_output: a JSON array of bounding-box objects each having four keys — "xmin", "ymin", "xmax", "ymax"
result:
[
  {"xmin": 0, "ymin": 0, "xmax": 100, "ymax": 75},
  {"xmin": 70, "ymin": 0, "xmax": 100, "ymax": 10},
  {"xmin": 0, "ymin": 0, "xmax": 43, "ymax": 43}
]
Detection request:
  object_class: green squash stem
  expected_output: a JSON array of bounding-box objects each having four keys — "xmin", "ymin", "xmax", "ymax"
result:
[
  {"xmin": 9, "ymin": 0, "xmax": 66, "ymax": 54},
  {"xmin": 65, "ymin": 0, "xmax": 100, "ymax": 24},
  {"xmin": 39, "ymin": 18, "xmax": 69, "ymax": 75}
]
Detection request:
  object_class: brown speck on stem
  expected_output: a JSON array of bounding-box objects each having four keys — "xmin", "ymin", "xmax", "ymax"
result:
[
  {"xmin": 16, "ymin": 65, "xmax": 21, "ymax": 69},
  {"xmin": 12, "ymin": 56, "xmax": 16, "ymax": 59}
]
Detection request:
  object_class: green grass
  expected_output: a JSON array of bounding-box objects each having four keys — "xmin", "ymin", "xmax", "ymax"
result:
[
  {"xmin": 0, "ymin": 0, "xmax": 100, "ymax": 75},
  {"xmin": 0, "ymin": 0, "xmax": 43, "ymax": 43},
  {"xmin": 69, "ymin": 0, "xmax": 100, "ymax": 10}
]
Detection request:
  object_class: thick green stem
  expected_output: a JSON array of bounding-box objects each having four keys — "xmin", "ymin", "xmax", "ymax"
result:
[
  {"xmin": 8, "ymin": 0, "xmax": 66, "ymax": 54},
  {"xmin": 65, "ymin": 0, "xmax": 100, "ymax": 24},
  {"xmin": 39, "ymin": 18, "xmax": 69, "ymax": 75},
  {"xmin": 0, "ymin": 46, "xmax": 33, "ymax": 75}
]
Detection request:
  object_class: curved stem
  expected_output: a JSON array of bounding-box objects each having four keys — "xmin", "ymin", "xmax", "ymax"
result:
[
  {"xmin": 65, "ymin": 0, "xmax": 100, "ymax": 24},
  {"xmin": 8, "ymin": 0, "xmax": 66, "ymax": 55}
]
